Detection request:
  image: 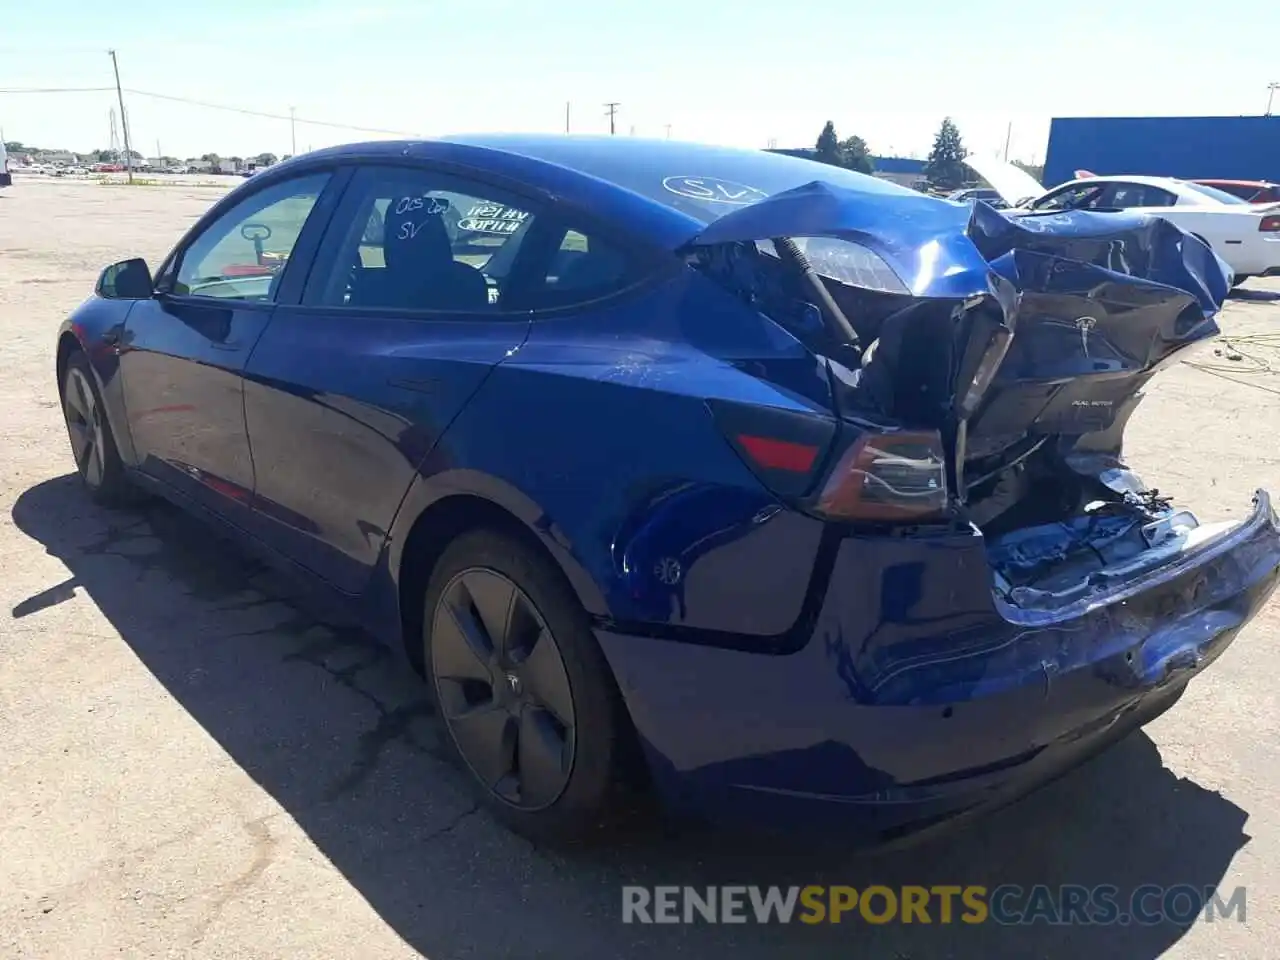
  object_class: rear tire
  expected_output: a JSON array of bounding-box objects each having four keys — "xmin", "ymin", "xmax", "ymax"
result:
[
  {"xmin": 60, "ymin": 351, "xmax": 134, "ymax": 506},
  {"xmin": 422, "ymin": 529, "xmax": 628, "ymax": 844}
]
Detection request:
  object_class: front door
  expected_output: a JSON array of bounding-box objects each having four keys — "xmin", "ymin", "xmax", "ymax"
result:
[
  {"xmin": 241, "ymin": 164, "xmax": 546, "ymax": 594},
  {"xmin": 119, "ymin": 171, "xmax": 335, "ymax": 523}
]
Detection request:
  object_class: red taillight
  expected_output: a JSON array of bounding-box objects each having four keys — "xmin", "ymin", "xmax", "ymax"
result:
[
  {"xmin": 815, "ymin": 430, "xmax": 948, "ymax": 521},
  {"xmin": 736, "ymin": 434, "xmax": 820, "ymax": 473},
  {"xmin": 1259, "ymin": 215, "xmax": 1280, "ymax": 232},
  {"xmin": 710, "ymin": 401, "xmax": 950, "ymax": 521}
]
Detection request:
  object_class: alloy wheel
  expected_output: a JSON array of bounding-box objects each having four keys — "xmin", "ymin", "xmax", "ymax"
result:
[
  {"xmin": 64, "ymin": 367, "xmax": 106, "ymax": 489},
  {"xmin": 431, "ymin": 567, "xmax": 577, "ymax": 810}
]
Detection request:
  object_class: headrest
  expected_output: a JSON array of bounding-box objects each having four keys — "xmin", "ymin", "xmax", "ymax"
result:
[{"xmin": 382, "ymin": 195, "xmax": 453, "ymax": 271}]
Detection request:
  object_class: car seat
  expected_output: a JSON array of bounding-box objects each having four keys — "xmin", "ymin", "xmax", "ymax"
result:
[{"xmin": 358, "ymin": 196, "xmax": 489, "ymax": 310}]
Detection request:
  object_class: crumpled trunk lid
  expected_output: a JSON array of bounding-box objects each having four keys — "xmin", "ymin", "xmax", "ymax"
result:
[{"xmin": 685, "ymin": 181, "xmax": 1233, "ymax": 500}]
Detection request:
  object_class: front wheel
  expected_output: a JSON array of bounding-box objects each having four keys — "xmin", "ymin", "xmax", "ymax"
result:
[
  {"xmin": 423, "ymin": 529, "xmax": 629, "ymax": 843},
  {"xmin": 61, "ymin": 351, "xmax": 133, "ymax": 505}
]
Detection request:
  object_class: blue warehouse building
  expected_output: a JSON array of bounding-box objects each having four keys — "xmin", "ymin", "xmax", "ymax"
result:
[{"xmin": 1044, "ymin": 115, "xmax": 1280, "ymax": 187}]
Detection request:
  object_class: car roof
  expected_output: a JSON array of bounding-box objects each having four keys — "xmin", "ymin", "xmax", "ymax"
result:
[
  {"xmin": 1195, "ymin": 178, "xmax": 1276, "ymax": 187},
  {"xmin": 1071, "ymin": 173, "xmax": 1187, "ymax": 189},
  {"xmin": 272, "ymin": 134, "xmax": 914, "ymax": 250}
]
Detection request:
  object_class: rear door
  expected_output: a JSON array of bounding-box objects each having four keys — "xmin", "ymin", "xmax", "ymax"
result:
[
  {"xmin": 119, "ymin": 170, "xmax": 339, "ymax": 524},
  {"xmin": 240, "ymin": 163, "xmax": 545, "ymax": 594}
]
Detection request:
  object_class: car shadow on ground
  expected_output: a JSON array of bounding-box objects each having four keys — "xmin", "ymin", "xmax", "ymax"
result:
[{"xmin": 12, "ymin": 474, "xmax": 1252, "ymax": 960}]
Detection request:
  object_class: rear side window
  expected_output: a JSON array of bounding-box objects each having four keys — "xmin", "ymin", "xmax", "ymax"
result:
[
  {"xmin": 306, "ymin": 164, "xmax": 657, "ymax": 314},
  {"xmin": 308, "ymin": 167, "xmax": 537, "ymax": 312},
  {"xmin": 524, "ymin": 228, "xmax": 643, "ymax": 309}
]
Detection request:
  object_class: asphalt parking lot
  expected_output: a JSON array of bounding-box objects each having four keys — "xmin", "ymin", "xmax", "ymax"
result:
[{"xmin": 2, "ymin": 177, "xmax": 1279, "ymax": 959}]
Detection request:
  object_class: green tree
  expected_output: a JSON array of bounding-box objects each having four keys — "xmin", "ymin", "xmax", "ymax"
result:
[
  {"xmin": 255, "ymin": 152, "xmax": 278, "ymax": 166},
  {"xmin": 925, "ymin": 117, "xmax": 968, "ymax": 190},
  {"xmin": 839, "ymin": 135, "xmax": 874, "ymax": 175},
  {"xmin": 814, "ymin": 121, "xmax": 842, "ymax": 166}
]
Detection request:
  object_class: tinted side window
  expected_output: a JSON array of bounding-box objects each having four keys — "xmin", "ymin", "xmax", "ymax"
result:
[
  {"xmin": 1031, "ymin": 183, "xmax": 1105, "ymax": 211},
  {"xmin": 1105, "ymin": 183, "xmax": 1175, "ymax": 208},
  {"xmin": 174, "ymin": 173, "xmax": 330, "ymax": 301},
  {"xmin": 308, "ymin": 167, "xmax": 537, "ymax": 312},
  {"xmin": 1211, "ymin": 183, "xmax": 1255, "ymax": 200},
  {"xmin": 529, "ymin": 228, "xmax": 640, "ymax": 309}
]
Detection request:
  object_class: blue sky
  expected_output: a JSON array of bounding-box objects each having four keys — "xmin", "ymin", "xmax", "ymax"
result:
[{"xmin": 2, "ymin": 0, "xmax": 1277, "ymax": 162}]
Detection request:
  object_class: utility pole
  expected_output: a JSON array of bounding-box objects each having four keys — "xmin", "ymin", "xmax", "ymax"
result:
[
  {"xmin": 664, "ymin": 123, "xmax": 672, "ymax": 140},
  {"xmin": 1267, "ymin": 82, "xmax": 1279, "ymax": 117},
  {"xmin": 289, "ymin": 106, "xmax": 297, "ymax": 156},
  {"xmin": 107, "ymin": 50, "xmax": 133, "ymax": 183},
  {"xmin": 604, "ymin": 102, "xmax": 620, "ymax": 135},
  {"xmin": 565, "ymin": 101, "xmax": 571, "ymax": 134},
  {"xmin": 1003, "ymin": 121, "xmax": 1012, "ymax": 162}
]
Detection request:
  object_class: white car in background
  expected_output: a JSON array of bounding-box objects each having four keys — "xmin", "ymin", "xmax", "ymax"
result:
[{"xmin": 968, "ymin": 157, "xmax": 1280, "ymax": 284}]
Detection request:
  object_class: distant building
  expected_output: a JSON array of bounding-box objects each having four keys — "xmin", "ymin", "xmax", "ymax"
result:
[
  {"xmin": 869, "ymin": 156, "xmax": 926, "ymax": 188},
  {"xmin": 1044, "ymin": 115, "xmax": 1280, "ymax": 187}
]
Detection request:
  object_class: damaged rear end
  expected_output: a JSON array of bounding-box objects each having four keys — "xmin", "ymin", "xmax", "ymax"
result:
[{"xmin": 680, "ymin": 183, "xmax": 1280, "ymax": 776}]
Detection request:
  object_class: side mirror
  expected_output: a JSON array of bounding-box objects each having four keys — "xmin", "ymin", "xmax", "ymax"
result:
[{"xmin": 96, "ymin": 258, "xmax": 154, "ymax": 300}]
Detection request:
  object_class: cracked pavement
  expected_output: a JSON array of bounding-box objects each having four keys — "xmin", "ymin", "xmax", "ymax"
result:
[{"xmin": 3, "ymin": 178, "xmax": 1280, "ymax": 959}]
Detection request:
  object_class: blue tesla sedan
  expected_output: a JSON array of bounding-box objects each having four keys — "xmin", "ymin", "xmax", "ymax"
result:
[{"xmin": 57, "ymin": 135, "xmax": 1280, "ymax": 843}]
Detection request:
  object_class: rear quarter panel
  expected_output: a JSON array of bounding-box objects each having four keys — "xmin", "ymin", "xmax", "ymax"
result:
[{"xmin": 389, "ymin": 268, "xmax": 836, "ymax": 642}]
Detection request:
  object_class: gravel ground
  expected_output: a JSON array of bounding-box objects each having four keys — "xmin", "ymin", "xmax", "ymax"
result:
[{"xmin": 2, "ymin": 178, "xmax": 1279, "ymax": 959}]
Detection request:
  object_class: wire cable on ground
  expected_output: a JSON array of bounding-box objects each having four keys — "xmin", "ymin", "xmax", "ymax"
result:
[{"xmin": 1182, "ymin": 332, "xmax": 1280, "ymax": 396}]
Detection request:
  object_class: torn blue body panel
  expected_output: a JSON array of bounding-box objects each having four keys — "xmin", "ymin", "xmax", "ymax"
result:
[
  {"xmin": 687, "ymin": 180, "xmax": 1232, "ymax": 310},
  {"xmin": 598, "ymin": 489, "xmax": 1280, "ymax": 839},
  {"xmin": 687, "ymin": 181, "xmax": 1231, "ymax": 486},
  {"xmin": 594, "ymin": 176, "xmax": 1277, "ymax": 839}
]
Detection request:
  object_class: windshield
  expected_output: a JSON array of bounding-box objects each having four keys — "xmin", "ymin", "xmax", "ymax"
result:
[{"xmin": 1181, "ymin": 182, "xmax": 1250, "ymax": 205}]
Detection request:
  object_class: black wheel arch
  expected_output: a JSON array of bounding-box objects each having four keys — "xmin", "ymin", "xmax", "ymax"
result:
[{"xmin": 392, "ymin": 487, "xmax": 606, "ymax": 674}]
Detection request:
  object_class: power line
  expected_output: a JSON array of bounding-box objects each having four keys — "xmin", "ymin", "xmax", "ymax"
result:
[
  {"xmin": 122, "ymin": 88, "xmax": 423, "ymax": 136},
  {"xmin": 0, "ymin": 86, "xmax": 115, "ymax": 94}
]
